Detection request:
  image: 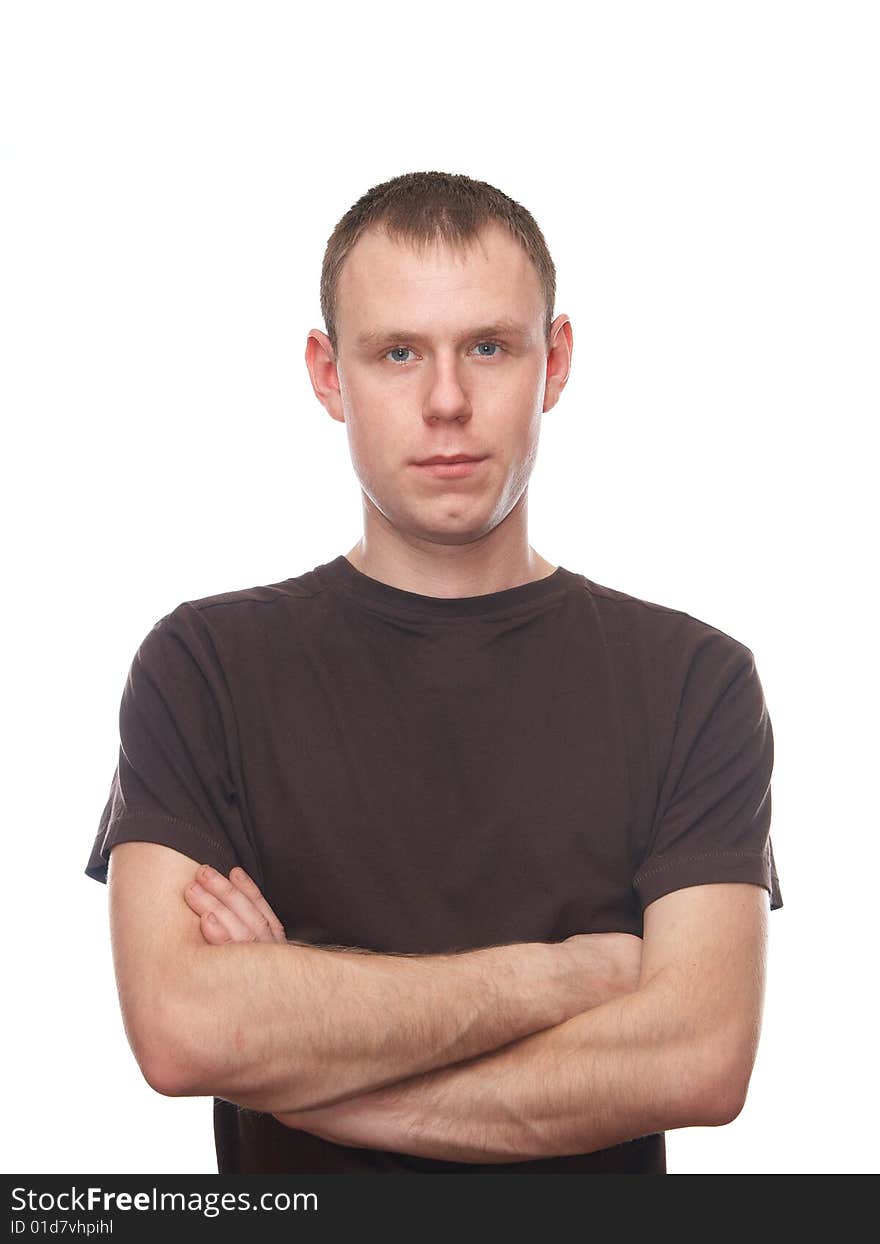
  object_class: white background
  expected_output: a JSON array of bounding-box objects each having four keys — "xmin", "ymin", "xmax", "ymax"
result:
[{"xmin": 2, "ymin": 1, "xmax": 876, "ymax": 1175}]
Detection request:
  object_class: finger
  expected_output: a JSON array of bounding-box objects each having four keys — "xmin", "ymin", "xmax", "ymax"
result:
[
  {"xmin": 229, "ymin": 867, "xmax": 287, "ymax": 942},
  {"xmin": 200, "ymin": 910, "xmax": 232, "ymax": 945},
  {"xmin": 185, "ymin": 881, "xmax": 256, "ymax": 943},
  {"xmin": 195, "ymin": 865, "xmax": 277, "ymax": 942},
  {"xmin": 184, "ymin": 879, "xmax": 260, "ymax": 943},
  {"xmin": 191, "ymin": 865, "xmax": 277, "ymax": 942}
]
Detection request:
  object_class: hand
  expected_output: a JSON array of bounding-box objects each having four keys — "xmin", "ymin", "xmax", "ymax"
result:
[
  {"xmin": 181, "ymin": 865, "xmax": 381, "ymax": 1144},
  {"xmin": 183, "ymin": 863, "xmax": 287, "ymax": 945},
  {"xmin": 561, "ymin": 931, "xmax": 644, "ymax": 1004}
]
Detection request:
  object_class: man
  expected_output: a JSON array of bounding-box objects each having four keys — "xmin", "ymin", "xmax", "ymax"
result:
[{"xmin": 86, "ymin": 170, "xmax": 782, "ymax": 1174}]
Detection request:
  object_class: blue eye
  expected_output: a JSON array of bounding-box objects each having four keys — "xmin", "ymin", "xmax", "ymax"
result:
[{"xmin": 383, "ymin": 341, "xmax": 504, "ymax": 365}]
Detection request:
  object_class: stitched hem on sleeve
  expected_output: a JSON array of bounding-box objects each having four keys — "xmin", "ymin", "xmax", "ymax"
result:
[
  {"xmin": 633, "ymin": 849, "xmax": 781, "ymax": 912},
  {"xmin": 84, "ymin": 812, "xmax": 239, "ymax": 884}
]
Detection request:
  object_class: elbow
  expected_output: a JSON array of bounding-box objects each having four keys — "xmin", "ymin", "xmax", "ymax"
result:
[
  {"xmin": 133, "ymin": 997, "xmax": 311, "ymax": 1113},
  {"xmin": 140, "ymin": 1051, "xmax": 192, "ymax": 1099},
  {"xmin": 669, "ymin": 1036, "xmax": 752, "ymax": 1129},
  {"xmin": 129, "ymin": 994, "xmax": 213, "ymax": 1099},
  {"xmin": 140, "ymin": 1041, "xmax": 200, "ymax": 1099},
  {"xmin": 702, "ymin": 1084, "xmax": 749, "ymax": 1128},
  {"xmin": 693, "ymin": 1049, "xmax": 752, "ymax": 1128},
  {"xmin": 695, "ymin": 1077, "xmax": 748, "ymax": 1128}
]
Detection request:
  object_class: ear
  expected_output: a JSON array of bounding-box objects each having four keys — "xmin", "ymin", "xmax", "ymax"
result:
[
  {"xmin": 305, "ymin": 329, "xmax": 345, "ymax": 424},
  {"xmin": 542, "ymin": 314, "xmax": 573, "ymax": 414}
]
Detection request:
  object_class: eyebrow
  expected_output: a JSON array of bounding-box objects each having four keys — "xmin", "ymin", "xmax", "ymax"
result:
[{"xmin": 354, "ymin": 318, "xmax": 533, "ymax": 350}]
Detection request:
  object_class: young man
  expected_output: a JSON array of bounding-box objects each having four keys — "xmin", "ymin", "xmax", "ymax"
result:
[{"xmin": 86, "ymin": 170, "xmax": 782, "ymax": 1174}]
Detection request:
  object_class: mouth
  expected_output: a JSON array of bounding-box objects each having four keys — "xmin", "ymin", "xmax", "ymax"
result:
[{"xmin": 411, "ymin": 455, "xmax": 488, "ymax": 479}]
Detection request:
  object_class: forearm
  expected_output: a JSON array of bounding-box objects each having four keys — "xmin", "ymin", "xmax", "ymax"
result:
[
  {"xmin": 163, "ymin": 937, "xmax": 576, "ymax": 1114},
  {"xmin": 276, "ymin": 969, "xmax": 724, "ymax": 1162}
]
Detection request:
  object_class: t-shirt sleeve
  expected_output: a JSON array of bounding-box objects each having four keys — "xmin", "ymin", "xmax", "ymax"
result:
[
  {"xmin": 85, "ymin": 603, "xmax": 251, "ymax": 885},
  {"xmin": 633, "ymin": 636, "xmax": 783, "ymax": 913}
]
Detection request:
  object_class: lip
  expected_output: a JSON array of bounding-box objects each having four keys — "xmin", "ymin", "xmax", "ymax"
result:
[{"xmin": 412, "ymin": 456, "xmax": 487, "ymax": 479}]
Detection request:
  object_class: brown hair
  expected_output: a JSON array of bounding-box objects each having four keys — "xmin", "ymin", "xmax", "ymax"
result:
[{"xmin": 320, "ymin": 170, "xmax": 556, "ymax": 355}]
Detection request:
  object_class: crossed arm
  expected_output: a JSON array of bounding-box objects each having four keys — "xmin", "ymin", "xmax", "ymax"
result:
[{"xmin": 110, "ymin": 845, "xmax": 768, "ymax": 1163}]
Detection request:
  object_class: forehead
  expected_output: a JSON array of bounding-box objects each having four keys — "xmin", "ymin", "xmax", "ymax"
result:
[{"xmin": 336, "ymin": 221, "xmax": 544, "ymax": 343}]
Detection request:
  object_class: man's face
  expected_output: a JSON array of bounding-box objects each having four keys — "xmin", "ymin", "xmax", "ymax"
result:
[{"xmin": 324, "ymin": 222, "xmax": 566, "ymax": 549}]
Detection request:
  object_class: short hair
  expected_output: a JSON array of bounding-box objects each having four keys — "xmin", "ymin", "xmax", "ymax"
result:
[{"xmin": 320, "ymin": 170, "xmax": 556, "ymax": 356}]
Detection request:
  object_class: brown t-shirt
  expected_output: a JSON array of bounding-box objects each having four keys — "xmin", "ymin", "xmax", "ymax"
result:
[{"xmin": 85, "ymin": 554, "xmax": 782, "ymax": 1174}]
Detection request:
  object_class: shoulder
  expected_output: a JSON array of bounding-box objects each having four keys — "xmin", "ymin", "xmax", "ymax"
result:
[
  {"xmin": 564, "ymin": 569, "xmax": 756, "ymax": 680},
  {"xmin": 168, "ymin": 566, "xmax": 324, "ymax": 620},
  {"xmin": 148, "ymin": 565, "xmax": 332, "ymax": 654}
]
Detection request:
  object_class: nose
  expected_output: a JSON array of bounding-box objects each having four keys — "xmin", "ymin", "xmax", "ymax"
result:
[{"xmin": 421, "ymin": 353, "xmax": 472, "ymax": 425}]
